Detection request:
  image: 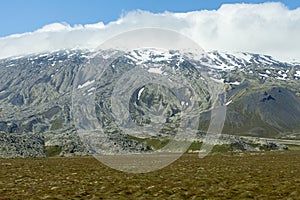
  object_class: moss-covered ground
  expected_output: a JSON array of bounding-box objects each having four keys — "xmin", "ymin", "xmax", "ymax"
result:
[{"xmin": 1, "ymin": 151, "xmax": 300, "ymax": 199}]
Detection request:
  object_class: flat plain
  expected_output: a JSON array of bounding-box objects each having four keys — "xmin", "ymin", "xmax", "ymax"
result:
[{"xmin": 1, "ymin": 151, "xmax": 300, "ymax": 199}]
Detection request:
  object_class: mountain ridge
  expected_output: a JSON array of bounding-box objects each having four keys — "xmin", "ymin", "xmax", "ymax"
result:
[{"xmin": 0, "ymin": 48, "xmax": 299, "ymax": 157}]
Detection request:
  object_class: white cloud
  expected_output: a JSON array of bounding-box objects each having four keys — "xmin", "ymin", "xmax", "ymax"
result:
[
  {"xmin": 0, "ymin": 2, "xmax": 299, "ymax": 61},
  {"xmin": 36, "ymin": 23, "xmax": 73, "ymax": 33}
]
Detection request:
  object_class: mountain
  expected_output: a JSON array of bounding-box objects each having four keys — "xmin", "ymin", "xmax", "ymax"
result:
[{"xmin": 0, "ymin": 49, "xmax": 299, "ymax": 157}]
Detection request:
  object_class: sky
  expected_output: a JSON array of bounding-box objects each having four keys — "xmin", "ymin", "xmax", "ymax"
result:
[
  {"xmin": 0, "ymin": 1, "xmax": 300, "ymax": 61},
  {"xmin": 1, "ymin": 0, "xmax": 300, "ymax": 37}
]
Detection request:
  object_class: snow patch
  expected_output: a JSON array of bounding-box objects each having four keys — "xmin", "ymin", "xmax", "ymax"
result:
[
  {"xmin": 88, "ymin": 87, "xmax": 96, "ymax": 92},
  {"xmin": 228, "ymin": 81, "xmax": 240, "ymax": 85},
  {"xmin": 259, "ymin": 73, "xmax": 269, "ymax": 78},
  {"xmin": 225, "ymin": 100, "xmax": 232, "ymax": 106},
  {"xmin": 5, "ymin": 64, "xmax": 15, "ymax": 68},
  {"xmin": 39, "ymin": 53, "xmax": 49, "ymax": 57},
  {"xmin": 148, "ymin": 67, "xmax": 163, "ymax": 74},
  {"xmin": 137, "ymin": 87, "xmax": 145, "ymax": 100},
  {"xmin": 78, "ymin": 80, "xmax": 95, "ymax": 89},
  {"xmin": 210, "ymin": 77, "xmax": 224, "ymax": 83}
]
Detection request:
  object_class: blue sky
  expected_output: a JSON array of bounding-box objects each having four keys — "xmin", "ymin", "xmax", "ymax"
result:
[{"xmin": 0, "ymin": 0, "xmax": 299, "ymax": 37}]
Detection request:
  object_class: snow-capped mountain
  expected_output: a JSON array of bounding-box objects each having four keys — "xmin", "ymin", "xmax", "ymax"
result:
[
  {"xmin": 0, "ymin": 48, "xmax": 300, "ymax": 157},
  {"xmin": 123, "ymin": 49, "xmax": 300, "ymax": 80}
]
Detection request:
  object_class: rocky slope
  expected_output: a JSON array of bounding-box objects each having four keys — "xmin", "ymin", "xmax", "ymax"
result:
[{"xmin": 0, "ymin": 49, "xmax": 299, "ymax": 157}]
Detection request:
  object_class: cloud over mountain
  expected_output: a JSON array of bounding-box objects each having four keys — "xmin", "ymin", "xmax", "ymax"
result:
[{"xmin": 0, "ymin": 2, "xmax": 299, "ymax": 61}]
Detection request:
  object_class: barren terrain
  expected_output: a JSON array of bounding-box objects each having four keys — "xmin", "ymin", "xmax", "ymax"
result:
[{"xmin": 1, "ymin": 151, "xmax": 300, "ymax": 199}]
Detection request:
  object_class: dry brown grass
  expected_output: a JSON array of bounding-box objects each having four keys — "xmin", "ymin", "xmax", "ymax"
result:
[{"xmin": 1, "ymin": 151, "xmax": 300, "ymax": 199}]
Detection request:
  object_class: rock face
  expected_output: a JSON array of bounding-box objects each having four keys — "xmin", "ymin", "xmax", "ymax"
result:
[
  {"xmin": 0, "ymin": 49, "xmax": 299, "ymax": 157},
  {"xmin": 224, "ymin": 87, "xmax": 300, "ymax": 138},
  {"xmin": 199, "ymin": 87, "xmax": 300, "ymax": 138},
  {"xmin": 0, "ymin": 132, "xmax": 45, "ymax": 158},
  {"xmin": 0, "ymin": 50, "xmax": 88, "ymax": 157},
  {"xmin": 195, "ymin": 133, "xmax": 289, "ymax": 152}
]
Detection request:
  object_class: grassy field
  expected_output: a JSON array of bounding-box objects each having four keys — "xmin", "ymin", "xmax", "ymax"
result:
[{"xmin": 1, "ymin": 151, "xmax": 300, "ymax": 199}]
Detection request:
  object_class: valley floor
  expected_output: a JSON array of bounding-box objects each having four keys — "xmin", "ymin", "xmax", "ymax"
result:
[{"xmin": 1, "ymin": 151, "xmax": 300, "ymax": 199}]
